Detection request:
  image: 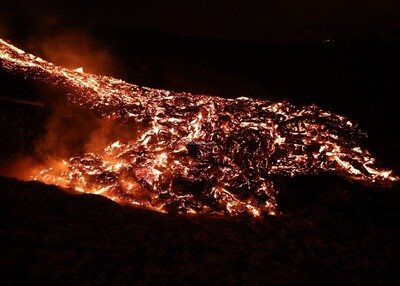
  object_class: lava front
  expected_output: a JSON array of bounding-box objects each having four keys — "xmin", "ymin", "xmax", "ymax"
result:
[{"xmin": 0, "ymin": 39, "xmax": 397, "ymax": 217}]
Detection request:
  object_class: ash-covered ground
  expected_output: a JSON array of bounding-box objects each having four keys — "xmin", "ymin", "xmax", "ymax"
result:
[{"xmin": 1, "ymin": 26, "xmax": 400, "ymax": 284}]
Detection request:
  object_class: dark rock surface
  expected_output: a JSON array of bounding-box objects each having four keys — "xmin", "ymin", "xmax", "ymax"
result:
[{"xmin": 1, "ymin": 176, "xmax": 399, "ymax": 285}]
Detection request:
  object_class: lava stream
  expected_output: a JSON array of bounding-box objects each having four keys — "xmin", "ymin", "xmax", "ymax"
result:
[{"xmin": 0, "ymin": 38, "xmax": 397, "ymax": 217}]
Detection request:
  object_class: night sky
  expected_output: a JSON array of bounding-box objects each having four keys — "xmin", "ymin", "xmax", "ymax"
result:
[{"xmin": 1, "ymin": 0, "xmax": 399, "ymax": 42}]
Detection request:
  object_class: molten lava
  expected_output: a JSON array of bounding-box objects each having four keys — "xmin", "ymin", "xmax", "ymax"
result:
[{"xmin": 0, "ymin": 39, "xmax": 398, "ymax": 217}]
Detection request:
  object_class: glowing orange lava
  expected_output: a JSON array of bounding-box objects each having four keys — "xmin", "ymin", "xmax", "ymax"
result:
[{"xmin": 0, "ymin": 38, "xmax": 398, "ymax": 217}]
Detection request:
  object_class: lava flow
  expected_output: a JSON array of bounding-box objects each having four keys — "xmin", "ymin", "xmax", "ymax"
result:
[{"xmin": 0, "ymin": 38, "xmax": 398, "ymax": 217}]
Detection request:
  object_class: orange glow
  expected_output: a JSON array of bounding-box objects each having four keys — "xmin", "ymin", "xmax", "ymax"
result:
[{"xmin": 0, "ymin": 38, "xmax": 398, "ymax": 217}]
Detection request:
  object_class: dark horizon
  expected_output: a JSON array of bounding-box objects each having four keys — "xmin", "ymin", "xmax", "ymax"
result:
[{"xmin": 1, "ymin": 0, "xmax": 400, "ymax": 43}]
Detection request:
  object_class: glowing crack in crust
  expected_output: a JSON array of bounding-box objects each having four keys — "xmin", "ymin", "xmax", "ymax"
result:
[{"xmin": 0, "ymin": 39, "xmax": 398, "ymax": 217}]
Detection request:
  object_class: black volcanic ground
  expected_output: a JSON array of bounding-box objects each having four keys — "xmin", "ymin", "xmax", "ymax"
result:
[
  {"xmin": 1, "ymin": 175, "xmax": 400, "ymax": 284},
  {"xmin": 1, "ymin": 26, "xmax": 400, "ymax": 284},
  {"xmin": 1, "ymin": 176, "xmax": 400, "ymax": 284}
]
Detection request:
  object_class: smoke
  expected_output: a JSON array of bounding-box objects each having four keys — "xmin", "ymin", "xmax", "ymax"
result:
[
  {"xmin": 27, "ymin": 30, "xmax": 126, "ymax": 155},
  {"xmin": 0, "ymin": 157, "xmax": 39, "ymax": 179},
  {"xmin": 0, "ymin": 29, "xmax": 127, "ymax": 180},
  {"xmin": 2, "ymin": 102, "xmax": 136, "ymax": 181},
  {"xmin": 34, "ymin": 104, "xmax": 136, "ymax": 159},
  {"xmin": 25, "ymin": 30, "xmax": 120, "ymax": 76},
  {"xmin": 0, "ymin": 10, "xmax": 120, "ymax": 75}
]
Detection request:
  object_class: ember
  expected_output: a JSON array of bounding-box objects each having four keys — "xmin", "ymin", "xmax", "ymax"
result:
[{"xmin": 0, "ymin": 39, "xmax": 397, "ymax": 217}]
